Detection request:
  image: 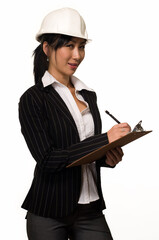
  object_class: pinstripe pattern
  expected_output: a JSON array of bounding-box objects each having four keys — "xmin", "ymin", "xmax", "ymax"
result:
[{"xmin": 19, "ymin": 82, "xmax": 109, "ymax": 218}]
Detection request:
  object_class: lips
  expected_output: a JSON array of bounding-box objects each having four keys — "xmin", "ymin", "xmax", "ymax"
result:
[{"xmin": 68, "ymin": 63, "xmax": 78, "ymax": 69}]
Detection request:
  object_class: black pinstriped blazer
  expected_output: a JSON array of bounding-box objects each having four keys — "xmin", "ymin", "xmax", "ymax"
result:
[{"xmin": 19, "ymin": 81, "xmax": 110, "ymax": 218}]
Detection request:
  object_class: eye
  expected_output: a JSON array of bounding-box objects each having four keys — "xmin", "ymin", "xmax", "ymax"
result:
[
  {"xmin": 79, "ymin": 45, "xmax": 85, "ymax": 50},
  {"xmin": 66, "ymin": 44, "xmax": 74, "ymax": 49}
]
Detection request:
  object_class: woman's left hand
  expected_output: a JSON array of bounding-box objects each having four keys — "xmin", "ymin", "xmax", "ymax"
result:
[{"xmin": 106, "ymin": 147, "xmax": 124, "ymax": 167}]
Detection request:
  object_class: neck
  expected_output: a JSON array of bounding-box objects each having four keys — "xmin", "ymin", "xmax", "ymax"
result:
[{"xmin": 48, "ymin": 69, "xmax": 72, "ymax": 88}]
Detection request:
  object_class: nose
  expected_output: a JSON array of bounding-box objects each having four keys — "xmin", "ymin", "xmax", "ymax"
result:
[{"xmin": 72, "ymin": 47, "xmax": 81, "ymax": 61}]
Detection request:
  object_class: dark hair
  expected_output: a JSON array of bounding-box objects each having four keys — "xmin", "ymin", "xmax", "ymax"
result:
[{"xmin": 33, "ymin": 34, "xmax": 72, "ymax": 84}]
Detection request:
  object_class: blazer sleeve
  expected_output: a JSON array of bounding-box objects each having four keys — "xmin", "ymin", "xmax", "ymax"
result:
[{"xmin": 19, "ymin": 91, "xmax": 109, "ymax": 173}]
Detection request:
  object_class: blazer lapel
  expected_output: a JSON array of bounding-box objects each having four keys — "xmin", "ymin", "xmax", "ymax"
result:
[
  {"xmin": 80, "ymin": 90, "xmax": 101, "ymax": 135},
  {"xmin": 37, "ymin": 82, "xmax": 101, "ymax": 137},
  {"xmin": 39, "ymin": 83, "xmax": 79, "ymax": 136}
]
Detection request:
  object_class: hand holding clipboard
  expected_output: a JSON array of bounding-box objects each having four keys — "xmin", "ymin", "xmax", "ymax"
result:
[{"xmin": 67, "ymin": 111, "xmax": 152, "ymax": 168}]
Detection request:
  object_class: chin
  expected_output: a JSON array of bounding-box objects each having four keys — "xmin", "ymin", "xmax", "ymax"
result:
[{"xmin": 68, "ymin": 70, "xmax": 77, "ymax": 76}]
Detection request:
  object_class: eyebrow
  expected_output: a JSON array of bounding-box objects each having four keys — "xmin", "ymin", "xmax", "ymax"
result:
[{"xmin": 70, "ymin": 39, "xmax": 87, "ymax": 44}]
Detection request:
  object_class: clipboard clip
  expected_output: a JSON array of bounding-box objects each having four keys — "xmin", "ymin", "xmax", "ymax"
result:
[{"xmin": 132, "ymin": 120, "xmax": 144, "ymax": 132}]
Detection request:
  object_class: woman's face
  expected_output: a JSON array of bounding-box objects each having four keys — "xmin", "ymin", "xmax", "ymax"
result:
[{"xmin": 47, "ymin": 37, "xmax": 86, "ymax": 79}]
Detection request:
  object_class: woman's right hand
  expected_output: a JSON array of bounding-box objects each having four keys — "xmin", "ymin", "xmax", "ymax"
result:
[{"xmin": 107, "ymin": 123, "xmax": 131, "ymax": 143}]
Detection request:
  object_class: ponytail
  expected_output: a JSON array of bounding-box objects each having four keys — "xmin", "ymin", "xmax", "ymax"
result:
[{"xmin": 33, "ymin": 44, "xmax": 48, "ymax": 85}]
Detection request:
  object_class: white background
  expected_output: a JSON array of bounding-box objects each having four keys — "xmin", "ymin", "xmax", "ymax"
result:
[{"xmin": 0, "ymin": 0, "xmax": 159, "ymax": 239}]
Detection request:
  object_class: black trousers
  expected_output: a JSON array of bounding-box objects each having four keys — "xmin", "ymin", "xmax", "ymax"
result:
[{"xmin": 26, "ymin": 201, "xmax": 113, "ymax": 240}]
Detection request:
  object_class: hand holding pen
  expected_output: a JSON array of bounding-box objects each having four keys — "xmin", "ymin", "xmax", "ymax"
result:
[
  {"xmin": 105, "ymin": 110, "xmax": 131, "ymax": 143},
  {"xmin": 105, "ymin": 110, "xmax": 131, "ymax": 167}
]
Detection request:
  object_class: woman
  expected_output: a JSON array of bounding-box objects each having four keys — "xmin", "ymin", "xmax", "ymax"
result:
[{"xmin": 19, "ymin": 8, "xmax": 131, "ymax": 240}]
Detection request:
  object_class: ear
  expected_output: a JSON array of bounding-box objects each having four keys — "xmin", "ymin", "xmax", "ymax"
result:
[{"xmin": 43, "ymin": 41, "xmax": 50, "ymax": 57}]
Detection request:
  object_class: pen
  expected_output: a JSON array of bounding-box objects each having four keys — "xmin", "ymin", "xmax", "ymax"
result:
[{"xmin": 105, "ymin": 110, "xmax": 121, "ymax": 124}]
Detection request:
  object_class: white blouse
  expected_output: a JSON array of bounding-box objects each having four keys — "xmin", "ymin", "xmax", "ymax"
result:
[{"xmin": 42, "ymin": 71, "xmax": 99, "ymax": 204}]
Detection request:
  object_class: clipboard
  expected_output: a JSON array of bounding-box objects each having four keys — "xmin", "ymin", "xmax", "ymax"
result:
[{"xmin": 67, "ymin": 131, "xmax": 152, "ymax": 168}]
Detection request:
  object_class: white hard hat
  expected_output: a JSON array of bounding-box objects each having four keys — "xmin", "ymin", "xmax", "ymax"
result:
[{"xmin": 36, "ymin": 8, "xmax": 90, "ymax": 42}]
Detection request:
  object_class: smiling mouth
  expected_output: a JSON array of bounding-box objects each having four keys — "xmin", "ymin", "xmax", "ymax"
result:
[{"xmin": 68, "ymin": 63, "xmax": 78, "ymax": 69}]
